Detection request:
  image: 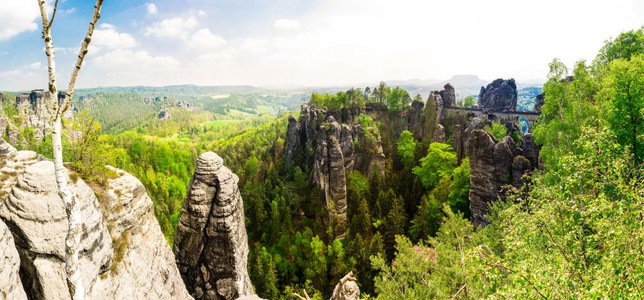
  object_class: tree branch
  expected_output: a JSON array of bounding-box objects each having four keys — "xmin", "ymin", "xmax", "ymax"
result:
[
  {"xmin": 60, "ymin": 0, "xmax": 104, "ymax": 118},
  {"xmin": 48, "ymin": 0, "xmax": 60, "ymax": 30}
]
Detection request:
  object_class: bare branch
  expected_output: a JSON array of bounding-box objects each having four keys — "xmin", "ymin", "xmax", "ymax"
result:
[
  {"xmin": 60, "ymin": 0, "xmax": 104, "ymax": 117},
  {"xmin": 48, "ymin": 0, "xmax": 60, "ymax": 29}
]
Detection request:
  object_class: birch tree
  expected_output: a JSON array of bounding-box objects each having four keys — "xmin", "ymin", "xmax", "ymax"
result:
[{"xmin": 36, "ymin": 0, "xmax": 104, "ymax": 299}]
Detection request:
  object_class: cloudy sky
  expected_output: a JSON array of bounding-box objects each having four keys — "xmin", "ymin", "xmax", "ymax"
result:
[{"xmin": 0, "ymin": 0, "xmax": 641, "ymax": 91}]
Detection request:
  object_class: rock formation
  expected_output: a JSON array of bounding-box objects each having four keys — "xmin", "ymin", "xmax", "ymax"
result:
[
  {"xmin": 467, "ymin": 130, "xmax": 538, "ymax": 226},
  {"xmin": 0, "ymin": 218, "xmax": 28, "ymax": 300},
  {"xmin": 313, "ymin": 116, "xmax": 349, "ymax": 236},
  {"xmin": 173, "ymin": 152, "xmax": 255, "ymax": 300},
  {"xmin": 285, "ymin": 115, "xmax": 300, "ymax": 169},
  {"xmin": 13, "ymin": 90, "xmax": 74, "ymax": 142},
  {"xmin": 438, "ymin": 83, "xmax": 456, "ymax": 108},
  {"xmin": 330, "ymin": 272, "xmax": 360, "ymax": 300},
  {"xmin": 534, "ymin": 93, "xmax": 545, "ymax": 113},
  {"xmin": 0, "ymin": 138, "xmax": 191, "ymax": 299},
  {"xmin": 478, "ymin": 78, "xmax": 518, "ymax": 112},
  {"xmin": 285, "ymin": 104, "xmax": 386, "ymax": 237}
]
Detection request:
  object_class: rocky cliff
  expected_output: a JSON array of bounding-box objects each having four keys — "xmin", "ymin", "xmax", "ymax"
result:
[
  {"xmin": 285, "ymin": 104, "xmax": 386, "ymax": 237},
  {"xmin": 466, "ymin": 125, "xmax": 538, "ymax": 226},
  {"xmin": 478, "ymin": 78, "xmax": 518, "ymax": 112},
  {"xmin": 173, "ymin": 152, "xmax": 256, "ymax": 300},
  {"xmin": 1, "ymin": 90, "xmax": 74, "ymax": 146},
  {"xmin": 0, "ymin": 138, "xmax": 191, "ymax": 299}
]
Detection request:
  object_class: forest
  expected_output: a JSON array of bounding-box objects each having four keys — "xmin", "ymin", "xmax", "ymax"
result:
[{"xmin": 2, "ymin": 27, "xmax": 641, "ymax": 299}]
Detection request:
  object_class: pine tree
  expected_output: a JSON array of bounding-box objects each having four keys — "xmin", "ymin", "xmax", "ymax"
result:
[{"xmin": 383, "ymin": 195, "xmax": 407, "ymax": 261}]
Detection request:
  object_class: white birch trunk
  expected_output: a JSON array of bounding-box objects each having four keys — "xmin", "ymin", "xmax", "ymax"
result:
[{"xmin": 36, "ymin": 1, "xmax": 103, "ymax": 299}]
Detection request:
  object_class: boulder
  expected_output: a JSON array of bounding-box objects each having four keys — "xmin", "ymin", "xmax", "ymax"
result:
[
  {"xmin": 478, "ymin": 79, "xmax": 518, "ymax": 112},
  {"xmin": 522, "ymin": 133, "xmax": 538, "ymax": 168},
  {"xmin": 173, "ymin": 152, "xmax": 254, "ymax": 300}
]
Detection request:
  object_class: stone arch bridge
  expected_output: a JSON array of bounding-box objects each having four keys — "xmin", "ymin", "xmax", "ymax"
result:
[{"xmin": 444, "ymin": 107, "xmax": 540, "ymax": 132}]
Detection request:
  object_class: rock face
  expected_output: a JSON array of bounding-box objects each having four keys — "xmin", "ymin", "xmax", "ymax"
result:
[
  {"xmin": 467, "ymin": 130, "xmax": 538, "ymax": 226},
  {"xmin": 90, "ymin": 167, "xmax": 191, "ymax": 299},
  {"xmin": 173, "ymin": 152, "xmax": 254, "ymax": 300},
  {"xmin": 330, "ymin": 272, "xmax": 360, "ymax": 300},
  {"xmin": 313, "ymin": 116, "xmax": 349, "ymax": 236},
  {"xmin": 285, "ymin": 115, "xmax": 300, "ymax": 169},
  {"xmin": 0, "ymin": 139, "xmax": 191, "ymax": 299},
  {"xmin": 0, "ymin": 219, "xmax": 28, "ymax": 300},
  {"xmin": 438, "ymin": 83, "xmax": 456, "ymax": 108},
  {"xmin": 534, "ymin": 93, "xmax": 545, "ymax": 113},
  {"xmin": 286, "ymin": 104, "xmax": 386, "ymax": 237},
  {"xmin": 478, "ymin": 79, "xmax": 518, "ymax": 112},
  {"xmin": 13, "ymin": 90, "xmax": 73, "ymax": 142}
]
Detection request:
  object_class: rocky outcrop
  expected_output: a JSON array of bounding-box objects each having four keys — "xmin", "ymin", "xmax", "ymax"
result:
[
  {"xmin": 478, "ymin": 79, "xmax": 518, "ymax": 112},
  {"xmin": 467, "ymin": 130, "xmax": 538, "ymax": 226},
  {"xmin": 0, "ymin": 140, "xmax": 191, "ymax": 299},
  {"xmin": 13, "ymin": 90, "xmax": 73, "ymax": 142},
  {"xmin": 173, "ymin": 152, "xmax": 255, "ymax": 300},
  {"xmin": 407, "ymin": 100, "xmax": 424, "ymax": 140},
  {"xmin": 467, "ymin": 130, "xmax": 500, "ymax": 227},
  {"xmin": 285, "ymin": 115, "xmax": 300, "ymax": 170},
  {"xmin": 313, "ymin": 116, "xmax": 349, "ymax": 236},
  {"xmin": 286, "ymin": 104, "xmax": 386, "ymax": 237},
  {"xmin": 438, "ymin": 83, "xmax": 456, "ymax": 108},
  {"xmin": 0, "ymin": 160, "xmax": 112, "ymax": 299},
  {"xmin": 0, "ymin": 218, "xmax": 28, "ymax": 300},
  {"xmin": 330, "ymin": 272, "xmax": 360, "ymax": 300},
  {"xmin": 534, "ymin": 93, "xmax": 545, "ymax": 113},
  {"xmin": 91, "ymin": 167, "xmax": 191, "ymax": 299}
]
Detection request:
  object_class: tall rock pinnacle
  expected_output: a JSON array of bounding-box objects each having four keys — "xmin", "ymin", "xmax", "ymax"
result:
[{"xmin": 173, "ymin": 152, "xmax": 255, "ymax": 300}]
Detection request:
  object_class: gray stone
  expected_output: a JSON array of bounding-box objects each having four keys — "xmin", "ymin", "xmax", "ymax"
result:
[
  {"xmin": 478, "ymin": 79, "xmax": 518, "ymax": 112},
  {"xmin": 0, "ymin": 218, "xmax": 28, "ymax": 299},
  {"xmin": 173, "ymin": 152, "xmax": 255, "ymax": 300}
]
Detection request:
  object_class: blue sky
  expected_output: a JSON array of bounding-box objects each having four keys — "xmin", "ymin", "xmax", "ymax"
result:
[{"xmin": 0, "ymin": 0, "xmax": 642, "ymax": 91}]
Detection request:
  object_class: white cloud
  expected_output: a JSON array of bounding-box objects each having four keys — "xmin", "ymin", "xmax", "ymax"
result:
[
  {"xmin": 198, "ymin": 10, "xmax": 207, "ymax": 17},
  {"xmin": 273, "ymin": 19, "xmax": 300, "ymax": 30},
  {"xmin": 189, "ymin": 28, "xmax": 227, "ymax": 50},
  {"xmin": 0, "ymin": 1, "xmax": 39, "ymax": 41},
  {"xmin": 145, "ymin": 16, "xmax": 197, "ymax": 39},
  {"xmin": 146, "ymin": 3, "xmax": 158, "ymax": 15},
  {"xmin": 29, "ymin": 62, "xmax": 41, "ymax": 69},
  {"xmin": 92, "ymin": 23, "xmax": 137, "ymax": 51}
]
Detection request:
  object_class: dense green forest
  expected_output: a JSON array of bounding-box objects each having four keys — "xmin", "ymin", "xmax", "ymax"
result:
[{"xmin": 3, "ymin": 28, "xmax": 641, "ymax": 299}]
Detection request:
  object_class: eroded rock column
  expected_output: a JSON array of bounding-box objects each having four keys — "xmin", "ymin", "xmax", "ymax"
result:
[{"xmin": 173, "ymin": 152, "xmax": 254, "ymax": 300}]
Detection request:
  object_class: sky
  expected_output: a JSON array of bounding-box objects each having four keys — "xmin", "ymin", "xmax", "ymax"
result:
[{"xmin": 0, "ymin": 0, "xmax": 642, "ymax": 91}]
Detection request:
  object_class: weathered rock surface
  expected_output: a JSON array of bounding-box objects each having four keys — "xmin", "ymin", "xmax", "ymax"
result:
[
  {"xmin": 438, "ymin": 83, "xmax": 456, "ymax": 108},
  {"xmin": 407, "ymin": 100, "xmax": 424, "ymax": 140},
  {"xmin": 13, "ymin": 90, "xmax": 73, "ymax": 142},
  {"xmin": 330, "ymin": 272, "xmax": 360, "ymax": 300},
  {"xmin": 286, "ymin": 104, "xmax": 386, "ymax": 237},
  {"xmin": 173, "ymin": 152, "xmax": 255, "ymax": 300},
  {"xmin": 467, "ymin": 130, "xmax": 539, "ymax": 226},
  {"xmin": 313, "ymin": 116, "xmax": 349, "ymax": 236},
  {"xmin": 0, "ymin": 161, "xmax": 112, "ymax": 299},
  {"xmin": 534, "ymin": 93, "xmax": 545, "ymax": 113},
  {"xmin": 285, "ymin": 115, "xmax": 300, "ymax": 169},
  {"xmin": 90, "ymin": 167, "xmax": 191, "ymax": 299},
  {"xmin": 478, "ymin": 78, "xmax": 518, "ymax": 112},
  {"xmin": 467, "ymin": 129, "xmax": 500, "ymax": 227},
  {"xmin": 0, "ymin": 140, "xmax": 191, "ymax": 299},
  {"xmin": 0, "ymin": 218, "xmax": 28, "ymax": 300}
]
